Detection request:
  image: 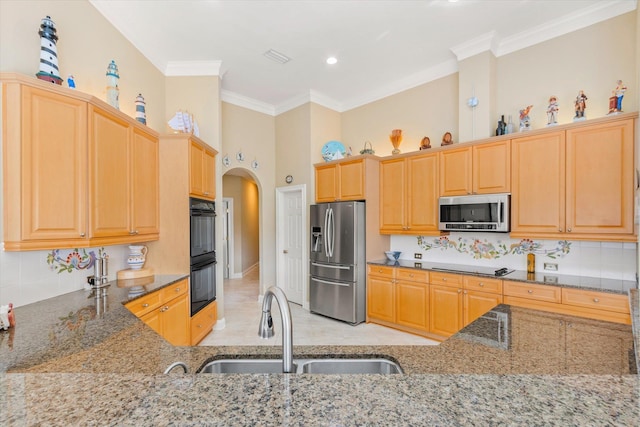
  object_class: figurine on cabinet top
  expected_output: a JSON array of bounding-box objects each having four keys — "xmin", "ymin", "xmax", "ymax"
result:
[
  {"xmin": 419, "ymin": 136, "xmax": 431, "ymax": 150},
  {"xmin": 574, "ymin": 90, "xmax": 587, "ymax": 121},
  {"xmin": 441, "ymin": 132, "xmax": 453, "ymax": 146},
  {"xmin": 546, "ymin": 96, "xmax": 558, "ymax": 126},
  {"xmin": 609, "ymin": 79, "xmax": 627, "ymax": 114},
  {"xmin": 519, "ymin": 105, "xmax": 533, "ymax": 132}
]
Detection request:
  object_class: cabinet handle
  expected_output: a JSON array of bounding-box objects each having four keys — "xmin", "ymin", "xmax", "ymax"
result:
[
  {"xmin": 463, "ymin": 290, "xmax": 467, "ymax": 295},
  {"xmin": 558, "ymin": 227, "xmax": 563, "ymax": 232},
  {"xmin": 204, "ymin": 192, "xmax": 209, "ymax": 195},
  {"xmin": 80, "ymin": 232, "xmax": 86, "ymax": 237},
  {"xmin": 129, "ymin": 230, "xmax": 139, "ymax": 235},
  {"xmin": 567, "ymin": 228, "xmax": 572, "ymax": 232},
  {"xmin": 478, "ymin": 282, "xmax": 484, "ymax": 287},
  {"xmin": 593, "ymin": 298, "xmax": 599, "ymax": 303},
  {"xmin": 409, "ymin": 273, "xmax": 414, "ymax": 278},
  {"xmin": 160, "ymin": 306, "xmax": 168, "ymax": 312},
  {"xmin": 527, "ymin": 289, "xmax": 533, "ymax": 294},
  {"xmin": 197, "ymin": 324, "xmax": 202, "ymax": 328},
  {"xmin": 457, "ymin": 289, "xmax": 462, "ymax": 294},
  {"xmin": 142, "ymin": 303, "xmax": 149, "ymax": 308},
  {"xmin": 175, "ymin": 287, "xmax": 181, "ymax": 292},
  {"xmin": 443, "ymin": 278, "xmax": 447, "ymax": 281}
]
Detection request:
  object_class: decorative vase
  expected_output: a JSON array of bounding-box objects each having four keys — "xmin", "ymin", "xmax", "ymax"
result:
[
  {"xmin": 389, "ymin": 129, "xmax": 403, "ymax": 155},
  {"xmin": 127, "ymin": 245, "xmax": 147, "ymax": 270}
]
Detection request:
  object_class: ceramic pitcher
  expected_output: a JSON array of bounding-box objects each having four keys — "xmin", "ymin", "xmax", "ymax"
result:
[{"xmin": 127, "ymin": 245, "xmax": 147, "ymax": 270}]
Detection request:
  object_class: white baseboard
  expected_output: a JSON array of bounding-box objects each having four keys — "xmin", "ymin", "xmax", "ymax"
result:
[{"xmin": 213, "ymin": 317, "xmax": 226, "ymax": 330}]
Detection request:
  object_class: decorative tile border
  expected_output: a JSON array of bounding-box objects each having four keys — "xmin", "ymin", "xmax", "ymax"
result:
[
  {"xmin": 46, "ymin": 248, "xmax": 106, "ymax": 274},
  {"xmin": 416, "ymin": 236, "xmax": 571, "ymax": 260}
]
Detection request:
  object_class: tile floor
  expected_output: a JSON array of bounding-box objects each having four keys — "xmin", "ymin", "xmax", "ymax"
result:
[{"xmin": 199, "ymin": 268, "xmax": 439, "ymax": 346}]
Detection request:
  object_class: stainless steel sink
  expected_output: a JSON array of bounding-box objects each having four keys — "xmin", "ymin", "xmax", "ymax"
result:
[
  {"xmin": 300, "ymin": 358, "xmax": 403, "ymax": 374},
  {"xmin": 198, "ymin": 357, "xmax": 403, "ymax": 374},
  {"xmin": 199, "ymin": 359, "xmax": 297, "ymax": 374}
]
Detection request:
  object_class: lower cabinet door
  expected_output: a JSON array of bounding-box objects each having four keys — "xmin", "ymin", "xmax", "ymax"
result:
[
  {"xmin": 141, "ymin": 309, "xmax": 162, "ymax": 335},
  {"xmin": 191, "ymin": 301, "xmax": 217, "ymax": 345},
  {"xmin": 396, "ymin": 280, "xmax": 428, "ymax": 331},
  {"xmin": 429, "ymin": 285, "xmax": 462, "ymax": 337},
  {"xmin": 162, "ymin": 293, "xmax": 190, "ymax": 346},
  {"xmin": 367, "ymin": 276, "xmax": 395, "ymax": 323},
  {"xmin": 463, "ymin": 291, "xmax": 503, "ymax": 327}
]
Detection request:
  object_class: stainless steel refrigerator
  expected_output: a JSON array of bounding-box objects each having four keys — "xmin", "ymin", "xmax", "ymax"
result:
[{"xmin": 309, "ymin": 201, "xmax": 366, "ymax": 325}]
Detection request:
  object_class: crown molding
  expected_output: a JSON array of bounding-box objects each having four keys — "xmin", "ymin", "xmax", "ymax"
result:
[
  {"xmin": 164, "ymin": 60, "xmax": 222, "ymax": 76},
  {"xmin": 451, "ymin": 31, "xmax": 499, "ymax": 62},
  {"xmin": 497, "ymin": 0, "xmax": 637, "ymax": 56},
  {"xmin": 221, "ymin": 90, "xmax": 276, "ymax": 116}
]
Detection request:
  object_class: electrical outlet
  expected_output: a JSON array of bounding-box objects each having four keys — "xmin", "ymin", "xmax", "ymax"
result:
[
  {"xmin": 414, "ymin": 253, "xmax": 422, "ymax": 259},
  {"xmin": 544, "ymin": 263, "xmax": 558, "ymax": 271}
]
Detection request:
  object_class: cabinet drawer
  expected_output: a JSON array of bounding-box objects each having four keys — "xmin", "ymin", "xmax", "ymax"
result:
[
  {"xmin": 463, "ymin": 276, "xmax": 502, "ymax": 294},
  {"xmin": 160, "ymin": 279, "xmax": 189, "ymax": 302},
  {"xmin": 367, "ymin": 265, "xmax": 395, "ymax": 279},
  {"xmin": 562, "ymin": 288, "xmax": 630, "ymax": 314},
  {"xmin": 503, "ymin": 281, "xmax": 561, "ymax": 303},
  {"xmin": 396, "ymin": 268, "xmax": 429, "ymax": 283},
  {"xmin": 126, "ymin": 291, "xmax": 162, "ymax": 317},
  {"xmin": 430, "ymin": 272, "xmax": 463, "ymax": 288},
  {"xmin": 191, "ymin": 301, "xmax": 217, "ymax": 345}
]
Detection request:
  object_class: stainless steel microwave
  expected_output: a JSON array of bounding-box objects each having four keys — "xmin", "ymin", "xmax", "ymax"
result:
[{"xmin": 439, "ymin": 194, "xmax": 510, "ymax": 232}]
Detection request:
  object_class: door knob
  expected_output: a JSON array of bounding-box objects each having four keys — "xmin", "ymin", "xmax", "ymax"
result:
[{"xmin": 283, "ymin": 250, "xmax": 289, "ymax": 254}]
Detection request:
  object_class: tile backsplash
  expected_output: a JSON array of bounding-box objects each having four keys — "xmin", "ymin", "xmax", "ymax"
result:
[
  {"xmin": 391, "ymin": 232, "xmax": 637, "ymax": 281},
  {"xmin": 0, "ymin": 245, "xmax": 131, "ymax": 308}
]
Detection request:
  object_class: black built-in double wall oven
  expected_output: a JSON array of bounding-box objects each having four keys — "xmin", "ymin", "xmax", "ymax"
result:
[{"xmin": 190, "ymin": 197, "xmax": 216, "ymax": 316}]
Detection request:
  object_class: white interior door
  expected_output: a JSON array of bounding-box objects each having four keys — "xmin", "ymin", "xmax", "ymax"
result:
[
  {"xmin": 222, "ymin": 198, "xmax": 234, "ymax": 279},
  {"xmin": 276, "ymin": 185, "xmax": 306, "ymax": 306}
]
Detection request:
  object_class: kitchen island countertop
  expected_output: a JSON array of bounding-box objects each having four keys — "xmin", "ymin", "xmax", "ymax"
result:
[{"xmin": 0, "ymin": 275, "xmax": 638, "ymax": 426}]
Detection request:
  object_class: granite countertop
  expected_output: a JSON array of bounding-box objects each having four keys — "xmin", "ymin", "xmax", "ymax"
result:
[
  {"xmin": 1, "ymin": 274, "xmax": 638, "ymax": 425},
  {"xmin": 368, "ymin": 259, "xmax": 637, "ymax": 294}
]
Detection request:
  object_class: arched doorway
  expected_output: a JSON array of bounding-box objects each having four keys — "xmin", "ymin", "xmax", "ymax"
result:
[{"xmin": 221, "ymin": 168, "xmax": 261, "ymax": 301}]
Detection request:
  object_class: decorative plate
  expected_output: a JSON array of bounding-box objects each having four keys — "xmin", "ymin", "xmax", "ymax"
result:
[{"xmin": 321, "ymin": 140, "xmax": 346, "ymax": 162}]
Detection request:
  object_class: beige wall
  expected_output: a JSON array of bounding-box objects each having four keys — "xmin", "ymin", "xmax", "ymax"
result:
[
  {"xmin": 221, "ymin": 102, "xmax": 276, "ymax": 291},
  {"xmin": 0, "ymin": 0, "xmax": 166, "ymax": 131},
  {"xmin": 341, "ymin": 73, "xmax": 459, "ymax": 157},
  {"xmin": 496, "ymin": 12, "xmax": 637, "ymax": 130},
  {"xmin": 275, "ymin": 104, "xmax": 311, "ymax": 193}
]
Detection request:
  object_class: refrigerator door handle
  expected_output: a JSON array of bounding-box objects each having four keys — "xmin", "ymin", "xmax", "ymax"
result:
[
  {"xmin": 311, "ymin": 262, "xmax": 351, "ymax": 270},
  {"xmin": 328, "ymin": 207, "xmax": 335, "ymax": 258},
  {"xmin": 323, "ymin": 207, "xmax": 330, "ymax": 258},
  {"xmin": 311, "ymin": 277, "xmax": 351, "ymax": 287}
]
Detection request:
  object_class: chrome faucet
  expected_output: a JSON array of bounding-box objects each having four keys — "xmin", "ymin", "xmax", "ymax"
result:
[{"xmin": 258, "ymin": 286, "xmax": 294, "ymax": 373}]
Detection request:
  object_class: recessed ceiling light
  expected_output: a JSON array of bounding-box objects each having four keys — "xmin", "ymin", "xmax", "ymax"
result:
[
  {"xmin": 326, "ymin": 57, "xmax": 338, "ymax": 65},
  {"xmin": 264, "ymin": 49, "xmax": 291, "ymax": 64}
]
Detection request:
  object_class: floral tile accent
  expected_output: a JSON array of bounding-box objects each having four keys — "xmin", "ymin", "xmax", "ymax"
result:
[
  {"xmin": 46, "ymin": 248, "xmax": 106, "ymax": 273},
  {"xmin": 416, "ymin": 236, "xmax": 571, "ymax": 260}
]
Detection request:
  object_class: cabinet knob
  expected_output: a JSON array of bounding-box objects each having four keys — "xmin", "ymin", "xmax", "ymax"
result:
[
  {"xmin": 567, "ymin": 228, "xmax": 572, "ymax": 232},
  {"xmin": 142, "ymin": 303, "xmax": 149, "ymax": 308},
  {"xmin": 80, "ymin": 232, "xmax": 86, "ymax": 237},
  {"xmin": 409, "ymin": 273, "xmax": 414, "ymax": 278},
  {"xmin": 443, "ymin": 278, "xmax": 447, "ymax": 281},
  {"xmin": 478, "ymin": 282, "xmax": 484, "ymax": 287},
  {"xmin": 175, "ymin": 287, "xmax": 181, "ymax": 292},
  {"xmin": 204, "ymin": 192, "xmax": 209, "ymax": 196},
  {"xmin": 463, "ymin": 290, "xmax": 467, "ymax": 295},
  {"xmin": 129, "ymin": 230, "xmax": 139, "ymax": 235},
  {"xmin": 457, "ymin": 289, "xmax": 462, "ymax": 294},
  {"xmin": 558, "ymin": 227, "xmax": 563, "ymax": 232},
  {"xmin": 197, "ymin": 324, "xmax": 202, "ymax": 328},
  {"xmin": 160, "ymin": 306, "xmax": 169, "ymax": 312},
  {"xmin": 593, "ymin": 298, "xmax": 599, "ymax": 303},
  {"xmin": 527, "ymin": 289, "xmax": 533, "ymax": 294}
]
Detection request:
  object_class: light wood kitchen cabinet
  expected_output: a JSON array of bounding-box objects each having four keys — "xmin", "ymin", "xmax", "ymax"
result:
[
  {"xmin": 379, "ymin": 152, "xmax": 439, "ymax": 235},
  {"xmin": 504, "ymin": 280, "xmax": 630, "ymax": 324},
  {"xmin": 315, "ymin": 157, "xmax": 375, "ymax": 202},
  {"xmin": 511, "ymin": 117, "xmax": 635, "ymax": 241},
  {"xmin": 126, "ymin": 279, "xmax": 190, "ymax": 346},
  {"xmin": 3, "ymin": 83, "xmax": 88, "ymax": 249},
  {"xmin": 191, "ymin": 301, "xmax": 217, "ymax": 345},
  {"xmin": 439, "ymin": 140, "xmax": 510, "ymax": 196},
  {"xmin": 190, "ymin": 138, "xmax": 216, "ymax": 200},
  {"xmin": 429, "ymin": 283, "xmax": 463, "ymax": 337},
  {"xmin": 89, "ymin": 105, "xmax": 159, "ymax": 242},
  {"xmin": 396, "ymin": 268, "xmax": 430, "ymax": 332},
  {"xmin": 2, "ymin": 73, "xmax": 159, "ymax": 250},
  {"xmin": 366, "ymin": 265, "xmax": 395, "ymax": 323},
  {"xmin": 462, "ymin": 276, "xmax": 503, "ymax": 326}
]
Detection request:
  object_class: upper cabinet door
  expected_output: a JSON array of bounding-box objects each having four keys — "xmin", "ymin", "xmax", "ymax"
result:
[
  {"xmin": 379, "ymin": 158, "xmax": 406, "ymax": 233},
  {"xmin": 439, "ymin": 147, "xmax": 472, "ymax": 196},
  {"xmin": 315, "ymin": 163, "xmax": 338, "ymax": 202},
  {"xmin": 566, "ymin": 119, "xmax": 634, "ymax": 235},
  {"xmin": 203, "ymin": 147, "xmax": 216, "ymax": 199},
  {"xmin": 511, "ymin": 131, "xmax": 566, "ymax": 235},
  {"xmin": 189, "ymin": 141, "xmax": 205, "ymax": 196},
  {"xmin": 131, "ymin": 127, "xmax": 160, "ymax": 236},
  {"xmin": 407, "ymin": 153, "xmax": 439, "ymax": 233},
  {"xmin": 19, "ymin": 86, "xmax": 88, "ymax": 242},
  {"xmin": 338, "ymin": 159, "xmax": 365, "ymax": 200},
  {"xmin": 89, "ymin": 106, "xmax": 131, "ymax": 238},
  {"xmin": 473, "ymin": 140, "xmax": 510, "ymax": 194}
]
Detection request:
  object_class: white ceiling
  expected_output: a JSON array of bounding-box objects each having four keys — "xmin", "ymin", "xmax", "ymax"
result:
[{"xmin": 89, "ymin": 0, "xmax": 635, "ymax": 115}]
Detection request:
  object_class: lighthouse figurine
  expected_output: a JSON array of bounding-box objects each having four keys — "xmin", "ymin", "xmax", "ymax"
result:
[
  {"xmin": 106, "ymin": 60, "xmax": 120, "ymax": 110},
  {"xmin": 135, "ymin": 94, "xmax": 147, "ymax": 125},
  {"xmin": 36, "ymin": 16, "xmax": 63, "ymax": 85}
]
